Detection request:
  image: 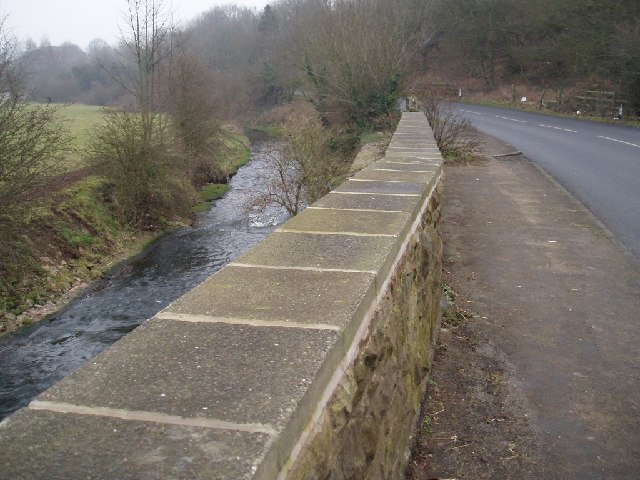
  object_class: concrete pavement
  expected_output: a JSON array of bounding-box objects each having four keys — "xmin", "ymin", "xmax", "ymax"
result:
[
  {"xmin": 452, "ymin": 102, "xmax": 640, "ymax": 262},
  {"xmin": 436, "ymin": 134, "xmax": 640, "ymax": 478}
]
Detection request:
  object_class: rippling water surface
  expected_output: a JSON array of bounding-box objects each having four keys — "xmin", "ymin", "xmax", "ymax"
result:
[{"xmin": 0, "ymin": 141, "xmax": 288, "ymax": 419}]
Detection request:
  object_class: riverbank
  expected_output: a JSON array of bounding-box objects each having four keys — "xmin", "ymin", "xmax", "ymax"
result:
[
  {"xmin": 0, "ymin": 139, "xmax": 290, "ymax": 421},
  {"xmin": 0, "ymin": 126, "xmax": 250, "ymax": 336}
]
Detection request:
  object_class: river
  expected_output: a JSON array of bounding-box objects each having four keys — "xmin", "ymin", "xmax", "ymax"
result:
[{"xmin": 0, "ymin": 140, "xmax": 288, "ymax": 420}]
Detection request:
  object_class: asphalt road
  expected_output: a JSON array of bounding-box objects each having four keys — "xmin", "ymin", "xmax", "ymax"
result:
[{"xmin": 451, "ymin": 103, "xmax": 640, "ymax": 261}]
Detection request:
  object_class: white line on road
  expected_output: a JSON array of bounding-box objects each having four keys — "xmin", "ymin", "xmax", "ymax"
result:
[
  {"xmin": 539, "ymin": 124, "xmax": 578, "ymax": 133},
  {"xmin": 597, "ymin": 136, "xmax": 640, "ymax": 149},
  {"xmin": 497, "ymin": 115, "xmax": 527, "ymax": 123},
  {"xmin": 460, "ymin": 109, "xmax": 482, "ymax": 115}
]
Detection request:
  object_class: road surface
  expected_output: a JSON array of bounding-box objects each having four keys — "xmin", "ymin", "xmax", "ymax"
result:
[{"xmin": 451, "ymin": 103, "xmax": 640, "ymax": 261}]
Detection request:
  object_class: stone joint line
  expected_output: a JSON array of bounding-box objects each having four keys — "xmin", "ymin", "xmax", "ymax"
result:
[
  {"xmin": 348, "ymin": 178, "xmax": 424, "ymax": 184},
  {"xmin": 155, "ymin": 312, "xmax": 341, "ymax": 331},
  {"xmin": 389, "ymin": 156, "xmax": 442, "ymax": 161},
  {"xmin": 330, "ymin": 191, "xmax": 420, "ymax": 197},
  {"xmin": 307, "ymin": 206, "xmax": 404, "ymax": 214},
  {"xmin": 377, "ymin": 160, "xmax": 423, "ymax": 164},
  {"xmin": 371, "ymin": 168, "xmax": 435, "ymax": 173},
  {"xmin": 276, "ymin": 228, "xmax": 398, "ymax": 238},
  {"xmin": 229, "ymin": 262, "xmax": 377, "ymax": 275},
  {"xmin": 387, "ymin": 147, "xmax": 439, "ymax": 150},
  {"xmin": 380, "ymin": 160, "xmax": 441, "ymax": 164},
  {"xmin": 27, "ymin": 400, "xmax": 278, "ymax": 436}
]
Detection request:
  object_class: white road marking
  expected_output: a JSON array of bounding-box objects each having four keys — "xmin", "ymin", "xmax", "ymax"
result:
[
  {"xmin": 598, "ymin": 136, "xmax": 640, "ymax": 149},
  {"xmin": 460, "ymin": 109, "xmax": 482, "ymax": 115},
  {"xmin": 496, "ymin": 115, "xmax": 527, "ymax": 123},
  {"xmin": 539, "ymin": 124, "xmax": 578, "ymax": 133}
]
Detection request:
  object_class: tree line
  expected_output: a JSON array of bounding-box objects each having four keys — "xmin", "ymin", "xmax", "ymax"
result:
[
  {"xmin": 2, "ymin": 0, "xmax": 431, "ymax": 225},
  {"xmin": 428, "ymin": 0, "xmax": 640, "ymax": 111},
  {"xmin": 2, "ymin": 0, "xmax": 431, "ymax": 325},
  {"xmin": 4, "ymin": 0, "xmax": 639, "ymax": 232},
  {"xmin": 2, "ymin": 0, "xmax": 638, "ymax": 324},
  {"xmin": 16, "ymin": 0, "xmax": 640, "ymax": 114}
]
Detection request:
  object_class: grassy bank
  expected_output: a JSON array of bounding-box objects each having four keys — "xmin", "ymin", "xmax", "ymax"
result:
[
  {"xmin": 192, "ymin": 184, "xmax": 230, "ymax": 213},
  {"xmin": 0, "ymin": 108, "xmax": 251, "ymax": 335},
  {"xmin": 219, "ymin": 125, "xmax": 252, "ymax": 173},
  {"xmin": 191, "ymin": 126, "xmax": 250, "ymax": 213}
]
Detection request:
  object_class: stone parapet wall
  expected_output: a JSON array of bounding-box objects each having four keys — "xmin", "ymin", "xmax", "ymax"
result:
[
  {"xmin": 0, "ymin": 112, "xmax": 443, "ymax": 480},
  {"xmin": 285, "ymin": 185, "xmax": 442, "ymax": 480}
]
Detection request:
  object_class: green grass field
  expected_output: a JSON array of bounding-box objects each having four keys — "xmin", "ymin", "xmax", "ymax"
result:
[
  {"xmin": 56, "ymin": 103, "xmax": 105, "ymax": 171},
  {"xmin": 53, "ymin": 105, "xmax": 256, "ymax": 173}
]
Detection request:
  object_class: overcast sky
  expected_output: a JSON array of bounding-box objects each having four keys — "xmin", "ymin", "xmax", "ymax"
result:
[{"xmin": 2, "ymin": 0, "xmax": 271, "ymax": 50}]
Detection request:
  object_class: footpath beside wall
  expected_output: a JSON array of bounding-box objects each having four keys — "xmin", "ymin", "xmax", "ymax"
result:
[{"xmin": 0, "ymin": 112, "xmax": 443, "ymax": 479}]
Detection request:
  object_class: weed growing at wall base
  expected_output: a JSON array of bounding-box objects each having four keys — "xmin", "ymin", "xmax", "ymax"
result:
[{"xmin": 410, "ymin": 89, "xmax": 481, "ymax": 163}]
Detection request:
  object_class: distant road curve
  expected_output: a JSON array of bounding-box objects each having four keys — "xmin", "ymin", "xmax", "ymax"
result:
[{"xmin": 451, "ymin": 103, "xmax": 640, "ymax": 262}]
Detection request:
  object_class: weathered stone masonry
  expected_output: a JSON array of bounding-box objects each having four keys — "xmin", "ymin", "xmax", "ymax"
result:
[{"xmin": 0, "ymin": 112, "xmax": 443, "ymax": 479}]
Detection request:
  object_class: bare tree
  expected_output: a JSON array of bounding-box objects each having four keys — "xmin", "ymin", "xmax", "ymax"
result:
[
  {"xmin": 165, "ymin": 44, "xmax": 223, "ymax": 186},
  {"xmin": 418, "ymin": 89, "xmax": 480, "ymax": 161},
  {"xmin": 252, "ymin": 118, "xmax": 346, "ymax": 216},
  {"xmin": 0, "ymin": 20, "xmax": 69, "ymax": 215},
  {"xmin": 0, "ymin": 19, "xmax": 70, "ymax": 286},
  {"xmin": 117, "ymin": 0, "xmax": 175, "ymax": 113},
  {"xmin": 289, "ymin": 0, "xmax": 434, "ymax": 127},
  {"xmin": 91, "ymin": 0, "xmax": 195, "ymax": 226},
  {"xmin": 185, "ymin": 5, "xmax": 261, "ymax": 118}
]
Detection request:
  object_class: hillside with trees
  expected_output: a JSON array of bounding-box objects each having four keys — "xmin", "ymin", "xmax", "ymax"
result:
[
  {"xmin": 17, "ymin": 0, "xmax": 640, "ymax": 116},
  {"xmin": 2, "ymin": 0, "xmax": 639, "ymax": 332},
  {"xmin": 424, "ymin": 0, "xmax": 640, "ymax": 114}
]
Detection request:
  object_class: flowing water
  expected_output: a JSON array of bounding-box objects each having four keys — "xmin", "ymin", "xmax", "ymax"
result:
[{"xmin": 0, "ymin": 140, "xmax": 288, "ymax": 420}]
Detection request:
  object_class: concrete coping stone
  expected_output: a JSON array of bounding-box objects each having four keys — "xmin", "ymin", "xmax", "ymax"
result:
[
  {"xmin": 0, "ymin": 111, "xmax": 442, "ymax": 480},
  {"xmin": 334, "ymin": 179, "xmax": 427, "ymax": 195},
  {"xmin": 279, "ymin": 207, "xmax": 411, "ymax": 237},
  {"xmin": 352, "ymin": 168, "xmax": 435, "ymax": 183},
  {"xmin": 369, "ymin": 161, "xmax": 440, "ymax": 172},
  {"xmin": 312, "ymin": 191, "xmax": 420, "ymax": 212}
]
